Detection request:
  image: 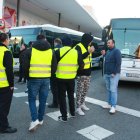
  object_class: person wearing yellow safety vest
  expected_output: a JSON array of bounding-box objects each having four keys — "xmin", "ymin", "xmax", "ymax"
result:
[
  {"xmin": 0, "ymin": 33, "xmax": 17, "ymax": 133},
  {"xmin": 55, "ymin": 36, "xmax": 84, "ymax": 122},
  {"xmin": 75, "ymin": 33, "xmax": 95, "ymax": 116},
  {"xmin": 23, "ymin": 35, "xmax": 57, "ymax": 131},
  {"xmin": 48, "ymin": 38, "xmax": 63, "ymax": 108}
]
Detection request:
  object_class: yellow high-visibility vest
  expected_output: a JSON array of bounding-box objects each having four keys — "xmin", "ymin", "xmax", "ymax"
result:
[
  {"xmin": 76, "ymin": 43, "xmax": 92, "ymax": 69},
  {"xmin": 0, "ymin": 46, "xmax": 10, "ymax": 88},
  {"xmin": 29, "ymin": 48, "xmax": 52, "ymax": 78},
  {"xmin": 56, "ymin": 46, "xmax": 78, "ymax": 79}
]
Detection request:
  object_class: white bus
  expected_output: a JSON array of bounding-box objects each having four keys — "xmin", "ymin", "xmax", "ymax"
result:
[
  {"xmin": 102, "ymin": 18, "xmax": 140, "ymax": 82},
  {"xmin": 9, "ymin": 24, "xmax": 84, "ymax": 70}
]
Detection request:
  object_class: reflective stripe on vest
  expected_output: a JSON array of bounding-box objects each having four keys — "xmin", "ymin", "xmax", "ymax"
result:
[
  {"xmin": 0, "ymin": 46, "xmax": 10, "ymax": 88},
  {"xmin": 29, "ymin": 48, "xmax": 52, "ymax": 78},
  {"xmin": 76, "ymin": 43, "xmax": 92, "ymax": 69},
  {"xmin": 56, "ymin": 46, "xmax": 78, "ymax": 79}
]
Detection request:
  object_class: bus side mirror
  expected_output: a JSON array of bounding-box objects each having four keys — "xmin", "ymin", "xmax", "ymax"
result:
[{"xmin": 102, "ymin": 29, "xmax": 107, "ymax": 42}]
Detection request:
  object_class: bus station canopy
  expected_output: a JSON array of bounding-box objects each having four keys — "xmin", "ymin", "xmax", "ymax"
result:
[{"xmin": 7, "ymin": 0, "xmax": 102, "ymax": 37}]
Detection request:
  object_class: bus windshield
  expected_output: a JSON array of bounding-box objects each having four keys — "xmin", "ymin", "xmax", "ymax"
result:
[
  {"xmin": 10, "ymin": 27, "xmax": 41, "ymax": 44},
  {"xmin": 112, "ymin": 29, "xmax": 140, "ymax": 56}
]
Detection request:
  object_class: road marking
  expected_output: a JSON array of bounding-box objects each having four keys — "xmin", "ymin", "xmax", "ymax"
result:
[
  {"xmin": 13, "ymin": 92, "xmax": 28, "ymax": 97},
  {"xmin": 85, "ymin": 96, "xmax": 140, "ymax": 118},
  {"xmin": 46, "ymin": 111, "xmax": 61, "ymax": 121},
  {"xmin": 46, "ymin": 111, "xmax": 73, "ymax": 121},
  {"xmin": 77, "ymin": 125, "xmax": 114, "ymax": 140},
  {"xmin": 25, "ymin": 100, "xmax": 48, "ymax": 107}
]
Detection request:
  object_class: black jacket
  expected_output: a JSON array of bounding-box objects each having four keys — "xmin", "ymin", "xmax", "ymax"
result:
[
  {"xmin": 23, "ymin": 40, "xmax": 57, "ymax": 80},
  {"xmin": 75, "ymin": 45, "xmax": 91, "ymax": 76},
  {"xmin": 0, "ymin": 43, "xmax": 14, "ymax": 88},
  {"xmin": 55, "ymin": 46, "xmax": 84, "ymax": 80},
  {"xmin": 19, "ymin": 49, "xmax": 26, "ymax": 65},
  {"xmin": 75, "ymin": 33, "xmax": 93, "ymax": 76}
]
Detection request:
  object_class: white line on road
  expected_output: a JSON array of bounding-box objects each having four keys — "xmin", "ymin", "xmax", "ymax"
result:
[
  {"xmin": 46, "ymin": 111, "xmax": 61, "ymax": 121},
  {"xmin": 13, "ymin": 92, "xmax": 28, "ymax": 97},
  {"xmin": 85, "ymin": 96, "xmax": 140, "ymax": 118},
  {"xmin": 77, "ymin": 125, "xmax": 114, "ymax": 140}
]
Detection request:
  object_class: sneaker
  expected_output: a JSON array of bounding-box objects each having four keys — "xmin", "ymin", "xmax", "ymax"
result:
[
  {"xmin": 102, "ymin": 104, "xmax": 111, "ymax": 109},
  {"xmin": 81, "ymin": 104, "xmax": 90, "ymax": 111},
  {"xmin": 39, "ymin": 120, "xmax": 43, "ymax": 125},
  {"xmin": 29, "ymin": 120, "xmax": 39, "ymax": 131},
  {"xmin": 76, "ymin": 108, "xmax": 85, "ymax": 116},
  {"xmin": 109, "ymin": 106, "xmax": 116, "ymax": 114},
  {"xmin": 25, "ymin": 89, "xmax": 28, "ymax": 93},
  {"xmin": 58, "ymin": 116, "xmax": 67, "ymax": 122}
]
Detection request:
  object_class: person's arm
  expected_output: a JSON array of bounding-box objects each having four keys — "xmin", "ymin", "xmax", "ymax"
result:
[
  {"xmin": 55, "ymin": 49, "xmax": 61, "ymax": 62},
  {"xmin": 77, "ymin": 51, "xmax": 84, "ymax": 70},
  {"xmin": 3, "ymin": 51, "xmax": 14, "ymax": 88},
  {"xmin": 75, "ymin": 45, "xmax": 89, "ymax": 59},
  {"xmin": 22, "ymin": 48, "xmax": 31, "ymax": 80},
  {"xmin": 113, "ymin": 49, "xmax": 122, "ymax": 75},
  {"xmin": 51, "ymin": 50, "xmax": 57, "ymax": 75}
]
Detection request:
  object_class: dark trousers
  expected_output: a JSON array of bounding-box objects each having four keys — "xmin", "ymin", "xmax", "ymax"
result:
[
  {"xmin": 50, "ymin": 76, "xmax": 59, "ymax": 106},
  {"xmin": 18, "ymin": 65, "xmax": 26, "ymax": 82},
  {"xmin": 57, "ymin": 79, "xmax": 75, "ymax": 118},
  {"xmin": 0, "ymin": 87, "xmax": 13, "ymax": 130}
]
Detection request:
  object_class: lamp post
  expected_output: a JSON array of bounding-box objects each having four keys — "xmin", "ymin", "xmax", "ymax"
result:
[{"xmin": 16, "ymin": 0, "xmax": 20, "ymax": 26}]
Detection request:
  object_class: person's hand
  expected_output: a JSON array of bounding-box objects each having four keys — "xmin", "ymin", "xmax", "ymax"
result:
[
  {"xmin": 111, "ymin": 74, "xmax": 115, "ymax": 77},
  {"xmin": 10, "ymin": 87, "xmax": 14, "ymax": 90},
  {"xmin": 88, "ymin": 46, "xmax": 95, "ymax": 53},
  {"xmin": 101, "ymin": 50, "xmax": 106, "ymax": 55}
]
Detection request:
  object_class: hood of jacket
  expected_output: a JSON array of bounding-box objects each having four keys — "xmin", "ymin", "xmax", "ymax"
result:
[
  {"xmin": 81, "ymin": 33, "xmax": 93, "ymax": 49},
  {"xmin": 32, "ymin": 40, "xmax": 51, "ymax": 51}
]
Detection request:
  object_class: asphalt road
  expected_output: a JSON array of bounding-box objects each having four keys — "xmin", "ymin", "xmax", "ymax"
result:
[{"xmin": 1, "ymin": 69, "xmax": 140, "ymax": 140}]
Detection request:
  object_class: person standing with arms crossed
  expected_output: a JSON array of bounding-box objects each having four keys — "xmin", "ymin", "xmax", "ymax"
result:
[
  {"xmin": 101, "ymin": 39, "xmax": 122, "ymax": 114},
  {"xmin": 0, "ymin": 33, "xmax": 17, "ymax": 133},
  {"xmin": 23, "ymin": 35, "xmax": 57, "ymax": 131},
  {"xmin": 75, "ymin": 33, "xmax": 95, "ymax": 116}
]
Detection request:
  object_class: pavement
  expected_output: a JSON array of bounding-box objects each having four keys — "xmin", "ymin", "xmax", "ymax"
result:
[{"xmin": 1, "ymin": 69, "xmax": 140, "ymax": 140}]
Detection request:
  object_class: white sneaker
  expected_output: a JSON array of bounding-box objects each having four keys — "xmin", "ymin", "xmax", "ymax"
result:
[
  {"xmin": 81, "ymin": 104, "xmax": 90, "ymax": 111},
  {"xmin": 29, "ymin": 120, "xmax": 39, "ymax": 131},
  {"xmin": 76, "ymin": 108, "xmax": 85, "ymax": 116},
  {"xmin": 39, "ymin": 120, "xmax": 43, "ymax": 125},
  {"xmin": 102, "ymin": 104, "xmax": 111, "ymax": 109},
  {"xmin": 109, "ymin": 106, "xmax": 116, "ymax": 114}
]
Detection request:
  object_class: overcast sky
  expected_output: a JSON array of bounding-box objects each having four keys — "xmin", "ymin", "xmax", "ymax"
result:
[{"xmin": 78, "ymin": 0, "xmax": 140, "ymax": 27}]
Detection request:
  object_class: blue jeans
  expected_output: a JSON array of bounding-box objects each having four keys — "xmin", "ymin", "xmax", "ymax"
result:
[
  {"xmin": 104, "ymin": 74, "xmax": 120, "ymax": 107},
  {"xmin": 27, "ymin": 78, "xmax": 50, "ymax": 121}
]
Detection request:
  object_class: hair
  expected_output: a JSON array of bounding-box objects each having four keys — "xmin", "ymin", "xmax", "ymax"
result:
[
  {"xmin": 108, "ymin": 39, "xmax": 115, "ymax": 44},
  {"xmin": 0, "ymin": 33, "xmax": 8, "ymax": 43},
  {"xmin": 28, "ymin": 41, "xmax": 33, "ymax": 47},
  {"xmin": 54, "ymin": 38, "xmax": 62, "ymax": 45},
  {"xmin": 36, "ymin": 35, "xmax": 46, "ymax": 41}
]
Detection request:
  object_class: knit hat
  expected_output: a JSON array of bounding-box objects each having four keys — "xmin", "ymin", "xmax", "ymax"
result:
[{"xmin": 81, "ymin": 33, "xmax": 93, "ymax": 47}]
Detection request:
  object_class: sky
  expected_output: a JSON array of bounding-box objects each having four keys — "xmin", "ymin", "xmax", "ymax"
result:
[{"xmin": 77, "ymin": 0, "xmax": 140, "ymax": 27}]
